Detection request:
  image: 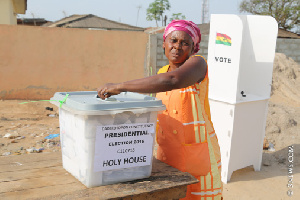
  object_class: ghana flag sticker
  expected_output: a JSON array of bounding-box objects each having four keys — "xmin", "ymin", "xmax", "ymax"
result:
[{"xmin": 216, "ymin": 33, "xmax": 231, "ymax": 46}]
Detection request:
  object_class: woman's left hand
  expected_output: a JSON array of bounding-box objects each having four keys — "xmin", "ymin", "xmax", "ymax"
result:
[{"xmin": 97, "ymin": 83, "xmax": 122, "ymax": 99}]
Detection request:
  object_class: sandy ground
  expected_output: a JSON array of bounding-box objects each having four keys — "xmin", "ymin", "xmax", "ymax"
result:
[{"xmin": 0, "ymin": 53, "xmax": 299, "ymax": 199}]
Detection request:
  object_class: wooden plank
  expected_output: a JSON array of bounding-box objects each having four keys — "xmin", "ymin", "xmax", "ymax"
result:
[
  {"xmin": 0, "ymin": 170, "xmax": 77, "ymax": 193},
  {"xmin": 35, "ymin": 185, "xmax": 188, "ymax": 200},
  {"xmin": 0, "ymin": 182, "xmax": 85, "ymax": 200},
  {"xmin": 0, "ymin": 152, "xmax": 61, "ymax": 165},
  {"xmin": 120, "ymin": 185, "xmax": 187, "ymax": 200},
  {"xmin": 0, "ymin": 152, "xmax": 198, "ymax": 200},
  {"xmin": 0, "ymin": 159, "xmax": 61, "ymax": 172},
  {"xmin": 0, "ymin": 166, "xmax": 65, "ymax": 182}
]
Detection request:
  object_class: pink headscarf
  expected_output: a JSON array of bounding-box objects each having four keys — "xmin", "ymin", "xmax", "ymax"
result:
[{"xmin": 163, "ymin": 20, "xmax": 201, "ymax": 54}]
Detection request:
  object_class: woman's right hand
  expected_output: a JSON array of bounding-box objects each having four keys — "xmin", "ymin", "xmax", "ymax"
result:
[{"xmin": 97, "ymin": 83, "xmax": 122, "ymax": 99}]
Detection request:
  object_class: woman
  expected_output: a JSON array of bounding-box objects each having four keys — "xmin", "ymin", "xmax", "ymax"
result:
[{"xmin": 97, "ymin": 20, "xmax": 222, "ymax": 200}]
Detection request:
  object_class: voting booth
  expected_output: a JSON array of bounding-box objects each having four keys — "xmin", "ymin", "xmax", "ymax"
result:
[
  {"xmin": 51, "ymin": 92, "xmax": 165, "ymax": 187},
  {"xmin": 207, "ymin": 14, "xmax": 278, "ymax": 183}
]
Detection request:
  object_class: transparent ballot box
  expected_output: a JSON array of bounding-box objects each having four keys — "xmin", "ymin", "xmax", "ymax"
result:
[{"xmin": 51, "ymin": 91, "xmax": 165, "ymax": 187}]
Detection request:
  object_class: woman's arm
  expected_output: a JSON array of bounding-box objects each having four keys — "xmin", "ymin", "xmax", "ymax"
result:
[{"xmin": 97, "ymin": 56, "xmax": 207, "ymax": 99}]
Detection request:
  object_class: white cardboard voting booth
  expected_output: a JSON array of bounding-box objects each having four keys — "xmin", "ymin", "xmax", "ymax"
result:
[{"xmin": 207, "ymin": 14, "xmax": 278, "ymax": 183}]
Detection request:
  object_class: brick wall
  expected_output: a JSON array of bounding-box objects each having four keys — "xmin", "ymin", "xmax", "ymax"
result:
[{"xmin": 276, "ymin": 38, "xmax": 300, "ymax": 63}]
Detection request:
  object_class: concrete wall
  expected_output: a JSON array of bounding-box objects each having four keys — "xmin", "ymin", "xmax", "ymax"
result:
[
  {"xmin": 2, "ymin": 24, "xmax": 298, "ymax": 100},
  {"xmin": 0, "ymin": 0, "xmax": 17, "ymax": 25},
  {"xmin": 154, "ymin": 34, "xmax": 299, "ymax": 73},
  {"xmin": 0, "ymin": 25, "xmax": 148, "ymax": 100},
  {"xmin": 276, "ymin": 38, "xmax": 300, "ymax": 63}
]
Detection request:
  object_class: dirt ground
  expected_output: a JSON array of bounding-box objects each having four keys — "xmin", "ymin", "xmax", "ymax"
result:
[{"xmin": 0, "ymin": 53, "xmax": 299, "ymax": 199}]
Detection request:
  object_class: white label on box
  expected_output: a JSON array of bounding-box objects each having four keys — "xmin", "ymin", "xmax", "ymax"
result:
[{"xmin": 94, "ymin": 123, "xmax": 155, "ymax": 172}]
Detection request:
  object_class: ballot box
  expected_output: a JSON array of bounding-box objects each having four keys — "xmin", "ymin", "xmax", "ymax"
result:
[{"xmin": 51, "ymin": 91, "xmax": 165, "ymax": 187}]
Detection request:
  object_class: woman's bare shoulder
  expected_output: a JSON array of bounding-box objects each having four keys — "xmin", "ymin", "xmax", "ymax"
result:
[
  {"xmin": 185, "ymin": 55, "xmax": 207, "ymax": 69},
  {"xmin": 189, "ymin": 55, "xmax": 207, "ymax": 63}
]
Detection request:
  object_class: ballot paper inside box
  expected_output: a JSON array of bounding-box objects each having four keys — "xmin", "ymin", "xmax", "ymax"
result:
[{"xmin": 50, "ymin": 91, "xmax": 165, "ymax": 187}]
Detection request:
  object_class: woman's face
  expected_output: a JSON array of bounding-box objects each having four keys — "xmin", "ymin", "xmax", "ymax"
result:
[{"xmin": 163, "ymin": 30, "xmax": 194, "ymax": 65}]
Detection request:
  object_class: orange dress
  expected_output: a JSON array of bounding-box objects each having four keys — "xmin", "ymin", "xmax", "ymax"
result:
[{"xmin": 156, "ymin": 56, "xmax": 222, "ymax": 200}]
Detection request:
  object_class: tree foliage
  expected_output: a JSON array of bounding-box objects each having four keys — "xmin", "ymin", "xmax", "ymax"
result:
[
  {"xmin": 170, "ymin": 13, "xmax": 186, "ymax": 21},
  {"xmin": 240, "ymin": 0, "xmax": 300, "ymax": 32},
  {"xmin": 146, "ymin": 0, "xmax": 171, "ymax": 27}
]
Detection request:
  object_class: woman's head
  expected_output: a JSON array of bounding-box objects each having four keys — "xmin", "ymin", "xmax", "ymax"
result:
[{"xmin": 163, "ymin": 20, "xmax": 201, "ymax": 55}]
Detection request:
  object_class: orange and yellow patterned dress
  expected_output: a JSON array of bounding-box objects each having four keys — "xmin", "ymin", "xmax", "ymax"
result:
[{"xmin": 156, "ymin": 55, "xmax": 222, "ymax": 200}]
